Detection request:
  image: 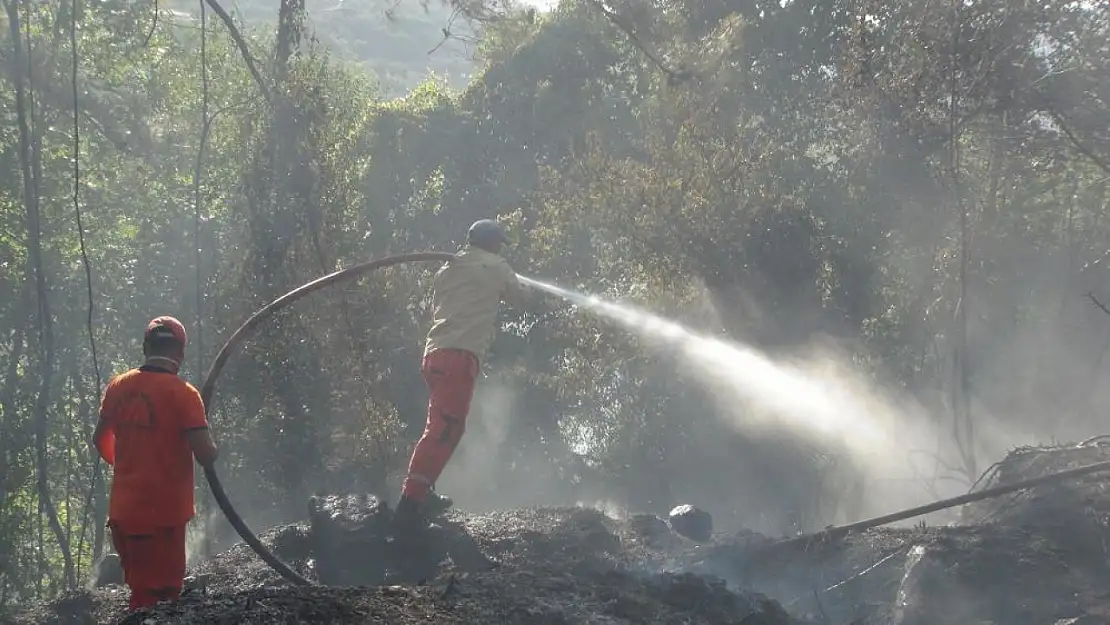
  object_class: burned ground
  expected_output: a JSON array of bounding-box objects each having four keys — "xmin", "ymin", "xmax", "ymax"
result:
[
  {"xmin": 11, "ymin": 443, "xmax": 1110, "ymax": 624},
  {"xmin": 702, "ymin": 442, "xmax": 1110, "ymax": 624},
  {"xmin": 8, "ymin": 506, "xmax": 797, "ymax": 625}
]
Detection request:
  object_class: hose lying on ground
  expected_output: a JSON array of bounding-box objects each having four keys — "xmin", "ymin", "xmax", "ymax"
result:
[{"xmin": 197, "ymin": 252, "xmax": 454, "ymax": 586}]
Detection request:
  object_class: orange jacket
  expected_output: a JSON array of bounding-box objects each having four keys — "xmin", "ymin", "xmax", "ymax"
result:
[{"xmin": 97, "ymin": 366, "xmax": 209, "ymax": 527}]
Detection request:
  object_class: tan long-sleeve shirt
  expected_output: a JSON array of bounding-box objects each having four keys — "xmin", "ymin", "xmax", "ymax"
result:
[{"xmin": 423, "ymin": 246, "xmax": 525, "ymax": 362}]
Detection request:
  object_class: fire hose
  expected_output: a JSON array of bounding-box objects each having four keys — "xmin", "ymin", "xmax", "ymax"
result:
[
  {"xmin": 197, "ymin": 252, "xmax": 454, "ymax": 586},
  {"xmin": 195, "ymin": 251, "xmax": 1110, "ymax": 586}
]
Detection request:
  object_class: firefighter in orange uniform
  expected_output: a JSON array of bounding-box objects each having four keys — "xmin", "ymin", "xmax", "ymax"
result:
[{"xmin": 93, "ymin": 316, "xmax": 218, "ymax": 611}]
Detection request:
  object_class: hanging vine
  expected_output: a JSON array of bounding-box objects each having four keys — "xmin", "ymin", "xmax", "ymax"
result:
[{"xmin": 66, "ymin": 0, "xmax": 111, "ymax": 575}]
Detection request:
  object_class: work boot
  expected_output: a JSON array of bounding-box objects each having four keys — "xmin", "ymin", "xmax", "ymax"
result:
[
  {"xmin": 422, "ymin": 490, "xmax": 453, "ymax": 518},
  {"xmin": 390, "ymin": 494, "xmax": 432, "ymax": 574},
  {"xmin": 392, "ymin": 494, "xmax": 426, "ymax": 535}
]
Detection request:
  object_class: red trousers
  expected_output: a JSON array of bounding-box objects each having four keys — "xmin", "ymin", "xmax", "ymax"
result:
[
  {"xmin": 402, "ymin": 348, "xmax": 479, "ymax": 502},
  {"xmin": 109, "ymin": 521, "xmax": 187, "ymax": 611}
]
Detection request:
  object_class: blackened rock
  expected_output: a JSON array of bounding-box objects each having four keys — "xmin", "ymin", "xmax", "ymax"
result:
[
  {"xmin": 93, "ymin": 552, "xmax": 123, "ymax": 587},
  {"xmin": 892, "ymin": 530, "xmax": 1085, "ymax": 625},
  {"xmin": 268, "ymin": 523, "xmax": 313, "ymax": 562},
  {"xmin": 668, "ymin": 505, "xmax": 712, "ymax": 542},
  {"xmin": 628, "ymin": 514, "xmax": 671, "ymax": 541},
  {"xmin": 308, "ymin": 494, "xmax": 394, "ymax": 586}
]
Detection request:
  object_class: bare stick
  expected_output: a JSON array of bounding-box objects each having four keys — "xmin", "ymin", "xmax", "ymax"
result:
[
  {"xmin": 201, "ymin": 0, "xmax": 272, "ymax": 103},
  {"xmin": 1088, "ymin": 291, "xmax": 1110, "ymax": 317},
  {"xmin": 753, "ymin": 458, "xmax": 1110, "ymax": 557}
]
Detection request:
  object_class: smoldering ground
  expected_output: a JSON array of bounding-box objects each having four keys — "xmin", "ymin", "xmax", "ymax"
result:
[{"xmin": 35, "ymin": 440, "xmax": 1110, "ymax": 625}]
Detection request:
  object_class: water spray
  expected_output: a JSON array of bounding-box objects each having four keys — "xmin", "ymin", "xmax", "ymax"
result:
[{"xmin": 519, "ymin": 276, "xmax": 890, "ymax": 453}]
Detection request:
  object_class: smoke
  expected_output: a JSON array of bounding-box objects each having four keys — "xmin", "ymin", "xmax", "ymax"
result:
[
  {"xmin": 185, "ymin": 507, "xmax": 224, "ymax": 568},
  {"xmin": 436, "ymin": 375, "xmax": 632, "ymax": 514},
  {"xmin": 519, "ymin": 275, "xmax": 963, "ymax": 525},
  {"xmin": 574, "ymin": 498, "xmax": 630, "ymax": 521},
  {"xmin": 433, "ymin": 381, "xmax": 517, "ymax": 512}
]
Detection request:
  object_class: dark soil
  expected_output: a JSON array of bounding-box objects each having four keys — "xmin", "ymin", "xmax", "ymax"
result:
[
  {"xmin": 7, "ymin": 507, "xmax": 796, "ymax": 625},
  {"xmin": 13, "ymin": 442, "xmax": 1110, "ymax": 625}
]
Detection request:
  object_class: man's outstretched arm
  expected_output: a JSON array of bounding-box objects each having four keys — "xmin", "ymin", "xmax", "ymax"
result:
[{"xmin": 502, "ymin": 263, "xmax": 529, "ymax": 308}]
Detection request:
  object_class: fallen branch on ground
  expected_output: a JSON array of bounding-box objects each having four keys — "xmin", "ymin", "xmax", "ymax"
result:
[{"xmin": 753, "ymin": 458, "xmax": 1110, "ymax": 557}]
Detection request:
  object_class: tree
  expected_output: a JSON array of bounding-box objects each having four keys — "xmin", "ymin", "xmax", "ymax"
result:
[{"xmin": 2, "ymin": 0, "xmax": 1110, "ymax": 606}]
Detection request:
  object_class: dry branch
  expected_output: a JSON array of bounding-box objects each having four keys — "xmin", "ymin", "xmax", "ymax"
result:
[
  {"xmin": 201, "ymin": 0, "xmax": 273, "ymax": 103},
  {"xmin": 1087, "ymin": 291, "xmax": 1110, "ymax": 317},
  {"xmin": 751, "ymin": 458, "xmax": 1110, "ymax": 559},
  {"xmin": 1047, "ymin": 108, "xmax": 1110, "ymax": 176}
]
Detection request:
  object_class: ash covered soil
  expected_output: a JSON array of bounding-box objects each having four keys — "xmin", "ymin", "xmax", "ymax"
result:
[
  {"xmin": 14, "ymin": 442, "xmax": 1110, "ymax": 624},
  {"xmin": 10, "ymin": 505, "xmax": 796, "ymax": 625}
]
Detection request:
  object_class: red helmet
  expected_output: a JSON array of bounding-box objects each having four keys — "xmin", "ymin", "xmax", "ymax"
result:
[{"xmin": 144, "ymin": 316, "xmax": 187, "ymax": 348}]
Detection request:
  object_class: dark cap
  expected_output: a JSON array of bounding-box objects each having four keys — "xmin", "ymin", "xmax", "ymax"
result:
[
  {"xmin": 467, "ymin": 219, "xmax": 509, "ymax": 248},
  {"xmin": 145, "ymin": 316, "xmax": 187, "ymax": 347}
]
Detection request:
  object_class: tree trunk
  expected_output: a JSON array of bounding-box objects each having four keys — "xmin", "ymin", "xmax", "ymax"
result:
[
  {"xmin": 71, "ymin": 361, "xmax": 96, "ymax": 580},
  {"xmin": 947, "ymin": 0, "xmax": 975, "ymax": 481},
  {"xmin": 0, "ymin": 317, "xmax": 27, "ymax": 592},
  {"xmin": 5, "ymin": 0, "xmax": 77, "ymax": 590}
]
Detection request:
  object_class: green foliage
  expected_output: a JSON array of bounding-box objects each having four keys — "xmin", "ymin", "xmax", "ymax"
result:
[{"xmin": 2, "ymin": 0, "xmax": 1110, "ymax": 609}]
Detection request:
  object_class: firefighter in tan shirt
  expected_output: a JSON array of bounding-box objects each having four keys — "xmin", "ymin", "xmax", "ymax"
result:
[{"xmin": 394, "ymin": 219, "xmax": 527, "ymax": 529}]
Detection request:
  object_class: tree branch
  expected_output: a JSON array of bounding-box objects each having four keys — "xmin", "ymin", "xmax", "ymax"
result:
[
  {"xmin": 1087, "ymin": 291, "xmax": 1110, "ymax": 317},
  {"xmin": 582, "ymin": 0, "xmax": 687, "ymax": 83},
  {"xmin": 201, "ymin": 0, "xmax": 273, "ymax": 103},
  {"xmin": 1046, "ymin": 107, "xmax": 1110, "ymax": 175}
]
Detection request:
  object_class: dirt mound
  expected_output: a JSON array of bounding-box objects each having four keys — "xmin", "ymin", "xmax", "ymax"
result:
[
  {"xmin": 9, "ymin": 506, "xmax": 797, "ymax": 625},
  {"xmin": 962, "ymin": 441, "xmax": 1110, "ymax": 530}
]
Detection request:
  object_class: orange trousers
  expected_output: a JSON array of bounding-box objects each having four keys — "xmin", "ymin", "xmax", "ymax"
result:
[
  {"xmin": 109, "ymin": 521, "xmax": 187, "ymax": 611},
  {"xmin": 402, "ymin": 348, "xmax": 479, "ymax": 502}
]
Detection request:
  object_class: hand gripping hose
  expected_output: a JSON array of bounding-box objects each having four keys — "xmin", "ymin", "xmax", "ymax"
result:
[{"xmin": 197, "ymin": 252, "xmax": 454, "ymax": 585}]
